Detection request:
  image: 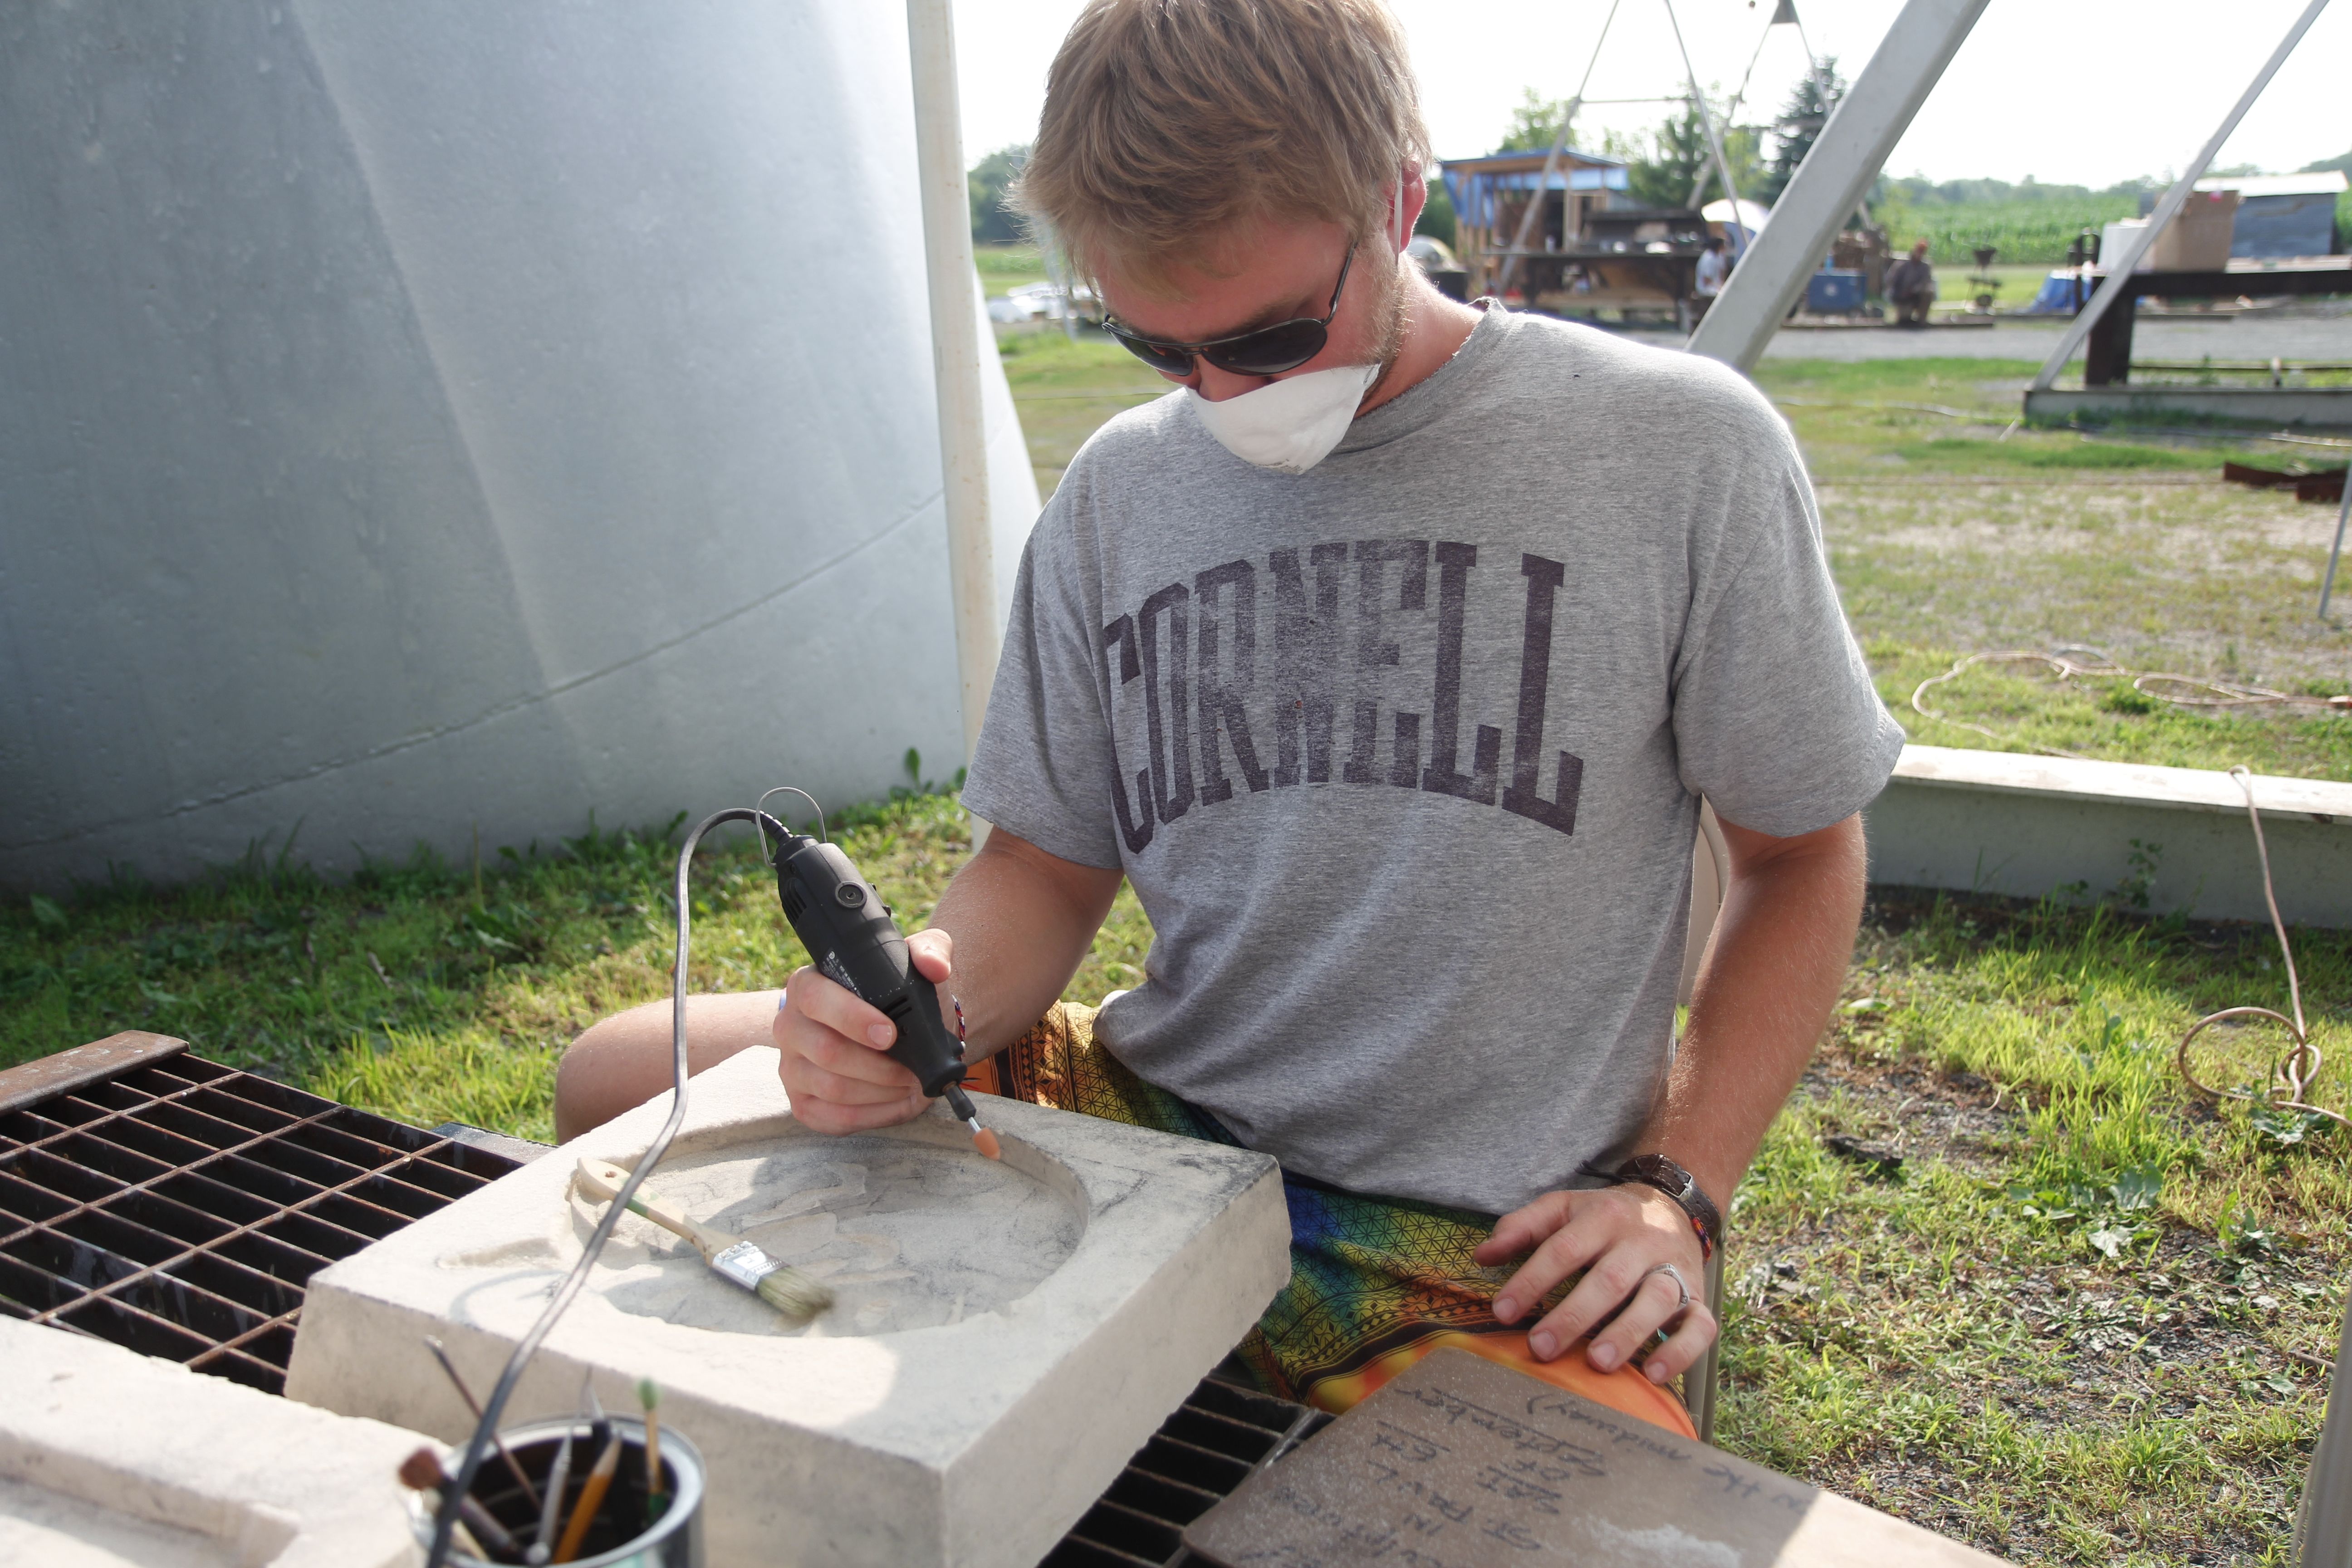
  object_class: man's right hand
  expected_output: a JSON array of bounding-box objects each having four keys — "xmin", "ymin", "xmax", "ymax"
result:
[{"xmin": 772, "ymin": 929, "xmax": 956, "ymax": 1134}]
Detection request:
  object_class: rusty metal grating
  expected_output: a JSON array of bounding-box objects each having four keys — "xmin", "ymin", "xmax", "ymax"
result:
[
  {"xmin": 1, "ymin": 1035, "xmax": 1326, "ymax": 1563},
  {"xmin": 1045, "ymin": 1373, "xmax": 1331, "ymax": 1568},
  {"xmin": 0, "ymin": 1036, "xmax": 518, "ymax": 1394}
]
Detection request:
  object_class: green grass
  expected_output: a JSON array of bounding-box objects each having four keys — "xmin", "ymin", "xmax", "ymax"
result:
[
  {"xmin": 988, "ymin": 345, "xmax": 2352, "ymax": 778},
  {"xmin": 1880, "ymin": 199, "xmax": 2144, "ymax": 267},
  {"xmin": 1888, "ymin": 437, "xmax": 2216, "ymax": 473},
  {"xmin": 1749, "ymin": 356, "xmax": 2352, "ymax": 780},
  {"xmin": 1871, "ymin": 644, "xmax": 2352, "ymax": 781},
  {"xmin": 994, "ymin": 328, "xmax": 1169, "ymax": 495},
  {"xmin": 1923, "ymin": 263, "xmax": 2059, "ymax": 313},
  {"xmin": 975, "ymin": 241, "xmax": 1049, "ymax": 298},
  {"xmin": 1, "ymin": 793, "xmax": 1151, "ymax": 1140},
  {"xmin": 1722, "ymin": 892, "xmax": 2352, "ymax": 1563}
]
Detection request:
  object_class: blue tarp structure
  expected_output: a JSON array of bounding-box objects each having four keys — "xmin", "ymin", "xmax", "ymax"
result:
[
  {"xmin": 1440, "ymin": 154, "xmax": 1631, "ymax": 237},
  {"xmin": 2023, "ymin": 269, "xmax": 2097, "ymax": 315}
]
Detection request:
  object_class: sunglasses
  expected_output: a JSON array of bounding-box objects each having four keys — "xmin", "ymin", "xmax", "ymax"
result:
[{"xmin": 1105, "ymin": 245, "xmax": 1357, "ymax": 378}]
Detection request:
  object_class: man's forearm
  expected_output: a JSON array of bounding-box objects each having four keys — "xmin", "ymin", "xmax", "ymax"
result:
[
  {"xmin": 1640, "ymin": 813, "xmax": 1867, "ymax": 1209},
  {"xmin": 927, "ymin": 830, "xmax": 1123, "ymax": 1057}
]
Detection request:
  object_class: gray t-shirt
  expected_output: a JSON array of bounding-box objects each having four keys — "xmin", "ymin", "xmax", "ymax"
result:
[{"xmin": 964, "ymin": 307, "xmax": 1903, "ymax": 1215}]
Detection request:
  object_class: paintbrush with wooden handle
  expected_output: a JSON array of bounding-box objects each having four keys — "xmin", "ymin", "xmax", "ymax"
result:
[{"xmin": 574, "ymin": 1157, "xmax": 833, "ymax": 1320}]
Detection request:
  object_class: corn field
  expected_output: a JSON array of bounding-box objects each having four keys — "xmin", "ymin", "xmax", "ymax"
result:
[{"xmin": 1883, "ymin": 200, "xmax": 2145, "ymax": 266}]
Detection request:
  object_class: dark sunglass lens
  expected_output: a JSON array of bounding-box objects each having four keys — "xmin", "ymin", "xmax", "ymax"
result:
[
  {"xmin": 1205, "ymin": 321, "xmax": 1327, "ymax": 377},
  {"xmin": 1110, "ymin": 331, "xmax": 1196, "ymax": 376}
]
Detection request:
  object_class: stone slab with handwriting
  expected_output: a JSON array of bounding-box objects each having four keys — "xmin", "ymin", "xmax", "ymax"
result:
[{"xmin": 1182, "ymin": 1348, "xmax": 2010, "ymax": 1568}]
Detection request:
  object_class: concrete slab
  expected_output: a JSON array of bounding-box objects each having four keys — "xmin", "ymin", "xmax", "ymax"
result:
[
  {"xmin": 2026, "ymin": 385, "xmax": 2352, "ymax": 431},
  {"xmin": 0, "ymin": 1316, "xmax": 426, "ymax": 1568},
  {"xmin": 287, "ymin": 1046, "xmax": 1289, "ymax": 1568},
  {"xmin": 1866, "ymin": 744, "xmax": 2352, "ymax": 925},
  {"xmin": 1622, "ymin": 309, "xmax": 2352, "ymax": 363}
]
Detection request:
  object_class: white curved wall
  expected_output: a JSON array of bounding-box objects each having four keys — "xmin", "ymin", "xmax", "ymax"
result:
[{"xmin": 0, "ymin": 3, "xmax": 1039, "ymax": 891}]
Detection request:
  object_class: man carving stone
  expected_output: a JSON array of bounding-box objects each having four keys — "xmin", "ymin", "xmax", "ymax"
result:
[{"xmin": 557, "ymin": 0, "xmax": 1902, "ymax": 1436}]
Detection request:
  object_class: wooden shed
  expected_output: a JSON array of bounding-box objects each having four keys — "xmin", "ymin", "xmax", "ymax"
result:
[{"xmin": 1440, "ymin": 149, "xmax": 1710, "ymax": 323}]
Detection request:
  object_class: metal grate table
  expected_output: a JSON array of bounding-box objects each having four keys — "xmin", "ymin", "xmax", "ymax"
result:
[
  {"xmin": 0, "ymin": 1032, "xmax": 1329, "ymax": 1563},
  {"xmin": 0, "ymin": 1031, "xmax": 518, "ymax": 1393},
  {"xmin": 1047, "ymin": 1372, "xmax": 1330, "ymax": 1567}
]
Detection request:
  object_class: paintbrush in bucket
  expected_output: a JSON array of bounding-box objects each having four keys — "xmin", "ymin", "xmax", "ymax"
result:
[{"xmin": 574, "ymin": 1157, "xmax": 833, "ymax": 1320}]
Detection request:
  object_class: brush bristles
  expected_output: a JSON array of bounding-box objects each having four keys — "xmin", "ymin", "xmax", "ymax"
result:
[{"xmin": 757, "ymin": 1265, "xmax": 834, "ymax": 1320}]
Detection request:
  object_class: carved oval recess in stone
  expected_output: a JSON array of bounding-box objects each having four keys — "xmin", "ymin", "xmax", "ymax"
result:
[{"xmin": 546, "ymin": 1124, "xmax": 1086, "ymax": 1338}]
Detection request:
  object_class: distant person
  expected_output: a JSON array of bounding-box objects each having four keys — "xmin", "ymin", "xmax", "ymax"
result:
[
  {"xmin": 1694, "ymin": 234, "xmax": 1728, "ymax": 299},
  {"xmin": 1691, "ymin": 234, "xmax": 1729, "ymax": 323},
  {"xmin": 1886, "ymin": 240, "xmax": 1937, "ymax": 325}
]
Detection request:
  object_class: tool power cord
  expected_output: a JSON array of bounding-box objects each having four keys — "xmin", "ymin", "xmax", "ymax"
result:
[{"xmin": 424, "ymin": 806, "xmax": 787, "ymax": 1568}]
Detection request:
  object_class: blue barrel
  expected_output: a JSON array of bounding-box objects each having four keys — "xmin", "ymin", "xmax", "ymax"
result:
[{"xmin": 1807, "ymin": 269, "xmax": 1867, "ymax": 314}]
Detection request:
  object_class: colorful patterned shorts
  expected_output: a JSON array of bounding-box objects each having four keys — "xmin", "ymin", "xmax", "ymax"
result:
[{"xmin": 965, "ymin": 1001, "xmax": 1694, "ymax": 1437}]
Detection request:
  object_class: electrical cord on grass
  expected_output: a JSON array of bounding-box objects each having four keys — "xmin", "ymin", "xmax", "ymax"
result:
[
  {"xmin": 2176, "ymin": 767, "xmax": 2343, "ymax": 1130},
  {"xmin": 1911, "ymin": 645, "xmax": 2352, "ymax": 760},
  {"xmin": 424, "ymin": 806, "xmax": 788, "ymax": 1568}
]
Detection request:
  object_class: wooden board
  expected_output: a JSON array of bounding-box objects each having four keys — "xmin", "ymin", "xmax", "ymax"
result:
[
  {"xmin": 1181, "ymin": 1348, "xmax": 2010, "ymax": 1568},
  {"xmin": 0, "ymin": 1032, "xmax": 186, "ymax": 1115}
]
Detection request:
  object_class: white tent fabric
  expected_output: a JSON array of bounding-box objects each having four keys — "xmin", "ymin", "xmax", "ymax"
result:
[
  {"xmin": 0, "ymin": 3, "xmax": 1039, "ymax": 889},
  {"xmin": 1700, "ymin": 198, "xmax": 1773, "ymax": 235}
]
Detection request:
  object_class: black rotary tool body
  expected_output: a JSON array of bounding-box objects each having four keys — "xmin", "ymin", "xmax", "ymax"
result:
[{"xmin": 770, "ymin": 832, "xmax": 990, "ymax": 1137}]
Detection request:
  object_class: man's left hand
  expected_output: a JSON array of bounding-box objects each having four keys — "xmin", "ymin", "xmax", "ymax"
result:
[{"xmin": 1473, "ymin": 1184, "xmax": 1715, "ymax": 1384}]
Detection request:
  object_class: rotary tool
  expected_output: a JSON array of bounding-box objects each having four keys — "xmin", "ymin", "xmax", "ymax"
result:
[{"xmin": 771, "ymin": 827, "xmax": 1000, "ymax": 1159}]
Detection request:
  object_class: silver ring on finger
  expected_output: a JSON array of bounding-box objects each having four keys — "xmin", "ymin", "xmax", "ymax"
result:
[{"xmin": 1645, "ymin": 1261, "xmax": 1692, "ymax": 1313}]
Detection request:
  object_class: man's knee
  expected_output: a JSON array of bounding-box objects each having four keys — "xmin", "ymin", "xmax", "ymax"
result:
[
  {"xmin": 552, "ymin": 992, "xmax": 781, "ymax": 1143},
  {"xmin": 553, "ymin": 1013, "xmax": 638, "ymax": 1142}
]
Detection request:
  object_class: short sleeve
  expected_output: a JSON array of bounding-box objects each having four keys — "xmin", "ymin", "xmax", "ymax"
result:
[
  {"xmin": 960, "ymin": 529, "xmax": 1127, "ymax": 868},
  {"xmin": 1669, "ymin": 417, "xmax": 1905, "ymax": 838}
]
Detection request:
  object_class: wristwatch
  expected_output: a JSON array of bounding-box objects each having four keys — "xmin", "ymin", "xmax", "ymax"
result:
[{"xmin": 1583, "ymin": 1153, "xmax": 1721, "ymax": 1259}]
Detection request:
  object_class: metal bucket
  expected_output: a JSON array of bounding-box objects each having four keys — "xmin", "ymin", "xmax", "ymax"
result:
[{"xmin": 407, "ymin": 1416, "xmax": 705, "ymax": 1568}]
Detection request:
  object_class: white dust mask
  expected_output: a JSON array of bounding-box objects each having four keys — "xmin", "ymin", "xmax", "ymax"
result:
[
  {"xmin": 1187, "ymin": 362, "xmax": 1380, "ymax": 475},
  {"xmin": 1184, "ymin": 178, "xmax": 1405, "ymax": 475}
]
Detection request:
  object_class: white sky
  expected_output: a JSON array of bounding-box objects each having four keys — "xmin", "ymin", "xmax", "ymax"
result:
[{"xmin": 953, "ymin": 0, "xmax": 2352, "ymax": 191}]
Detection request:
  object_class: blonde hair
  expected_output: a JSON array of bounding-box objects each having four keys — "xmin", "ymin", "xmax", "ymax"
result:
[{"xmin": 1016, "ymin": 0, "xmax": 1430, "ymax": 291}]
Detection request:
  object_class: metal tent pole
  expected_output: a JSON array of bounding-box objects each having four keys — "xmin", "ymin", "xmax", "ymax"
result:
[
  {"xmin": 2028, "ymin": 0, "xmax": 2332, "ymax": 394},
  {"xmin": 2322, "ymin": 466, "xmax": 2352, "ymax": 620},
  {"xmin": 1496, "ymin": 0, "xmax": 1623, "ymax": 301},
  {"xmin": 906, "ymin": 0, "xmax": 1000, "ymax": 774},
  {"xmin": 1495, "ymin": 104, "xmax": 1581, "ymax": 301},
  {"xmin": 1686, "ymin": 0, "xmax": 1988, "ymax": 372},
  {"xmin": 1662, "ymin": 1, "xmax": 1750, "ymax": 254},
  {"xmin": 1688, "ymin": 5, "xmax": 1788, "ymax": 208}
]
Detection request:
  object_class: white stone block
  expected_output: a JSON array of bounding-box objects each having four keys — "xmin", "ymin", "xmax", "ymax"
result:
[
  {"xmin": 1867, "ymin": 744, "xmax": 2352, "ymax": 926},
  {"xmin": 0, "ymin": 1315, "xmax": 427, "ymax": 1567},
  {"xmin": 286, "ymin": 1048, "xmax": 1289, "ymax": 1568}
]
